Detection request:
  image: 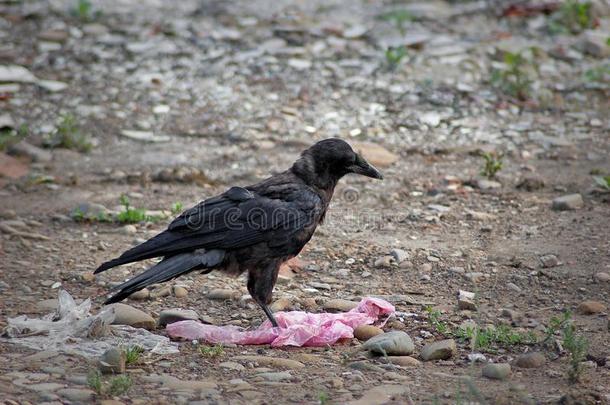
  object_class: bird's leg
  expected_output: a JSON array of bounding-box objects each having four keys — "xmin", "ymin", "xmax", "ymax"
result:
[
  {"xmin": 259, "ymin": 301, "xmax": 279, "ymax": 328},
  {"xmin": 248, "ymin": 261, "xmax": 281, "ymax": 328}
]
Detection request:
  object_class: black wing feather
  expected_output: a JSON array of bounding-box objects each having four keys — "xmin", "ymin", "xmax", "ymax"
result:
[{"xmin": 95, "ymin": 183, "xmax": 321, "ymax": 274}]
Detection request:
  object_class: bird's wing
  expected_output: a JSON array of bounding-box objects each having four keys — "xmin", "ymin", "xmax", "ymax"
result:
[{"xmin": 95, "ymin": 185, "xmax": 321, "ymax": 273}]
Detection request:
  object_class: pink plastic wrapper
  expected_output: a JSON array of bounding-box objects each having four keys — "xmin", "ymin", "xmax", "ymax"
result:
[{"xmin": 166, "ymin": 297, "xmax": 394, "ymax": 347}]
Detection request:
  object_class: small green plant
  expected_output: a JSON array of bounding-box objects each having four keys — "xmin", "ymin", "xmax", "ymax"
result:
[
  {"xmin": 0, "ymin": 124, "xmax": 28, "ymax": 151},
  {"xmin": 480, "ymin": 151, "xmax": 504, "ymax": 179},
  {"xmin": 48, "ymin": 114, "xmax": 92, "ymax": 153},
  {"xmin": 593, "ymin": 175, "xmax": 610, "ymax": 190},
  {"xmin": 86, "ymin": 370, "xmax": 102, "ymax": 394},
  {"xmin": 72, "ymin": 207, "xmax": 112, "ymax": 223},
  {"xmin": 124, "ymin": 345, "xmax": 144, "ymax": 365},
  {"xmin": 117, "ymin": 195, "xmax": 162, "ymax": 223},
  {"xmin": 454, "ymin": 324, "xmax": 536, "ymax": 352},
  {"xmin": 562, "ymin": 321, "xmax": 588, "ymax": 383},
  {"xmin": 584, "ymin": 64, "xmax": 610, "ymax": 83},
  {"xmin": 71, "ymin": 0, "xmax": 100, "ymax": 22},
  {"xmin": 319, "ymin": 391, "xmax": 330, "ymax": 405},
  {"xmin": 107, "ymin": 375, "xmax": 132, "ymax": 396},
  {"xmin": 425, "ymin": 306, "xmax": 449, "ymax": 335},
  {"xmin": 171, "ymin": 202, "xmax": 184, "ymax": 215},
  {"xmin": 544, "ymin": 311, "xmax": 572, "ymax": 344},
  {"xmin": 200, "ymin": 344, "xmax": 225, "ymax": 358},
  {"xmin": 385, "ymin": 46, "xmax": 407, "ymax": 69},
  {"xmin": 491, "ymin": 51, "xmax": 535, "ymax": 100},
  {"xmin": 379, "ymin": 9, "xmax": 414, "ymax": 34},
  {"xmin": 548, "ymin": 0, "xmax": 594, "ymax": 34}
]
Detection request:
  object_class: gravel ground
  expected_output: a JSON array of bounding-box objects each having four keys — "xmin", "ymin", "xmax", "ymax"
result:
[{"xmin": 0, "ymin": 0, "xmax": 609, "ymax": 404}]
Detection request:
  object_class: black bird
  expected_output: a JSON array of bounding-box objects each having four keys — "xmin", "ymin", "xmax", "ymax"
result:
[{"xmin": 95, "ymin": 138, "xmax": 383, "ymax": 327}]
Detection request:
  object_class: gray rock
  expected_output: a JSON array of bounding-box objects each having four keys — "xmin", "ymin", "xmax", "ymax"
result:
[
  {"xmin": 256, "ymin": 371, "xmax": 292, "ymax": 382},
  {"xmin": 514, "ymin": 352, "xmax": 545, "ymax": 368},
  {"xmin": 362, "ymin": 331, "xmax": 414, "ymax": 355},
  {"xmin": 594, "ymin": 272, "xmax": 610, "ymax": 283},
  {"xmin": 421, "ymin": 339, "xmax": 457, "ymax": 361},
  {"xmin": 506, "ymin": 282, "xmax": 522, "ymax": 292},
  {"xmin": 57, "ymin": 388, "xmax": 96, "ymax": 402},
  {"xmin": 219, "ymin": 361, "xmax": 245, "ymax": 371},
  {"xmin": 577, "ymin": 300, "xmax": 606, "ymax": 315},
  {"xmin": 482, "ymin": 363, "xmax": 511, "ymax": 380},
  {"xmin": 173, "ymin": 285, "xmax": 188, "ymax": 297},
  {"xmin": 468, "ymin": 353, "xmax": 486, "ymax": 363},
  {"xmin": 121, "ymin": 224, "xmax": 137, "ymax": 234},
  {"xmin": 390, "ymin": 248, "xmax": 410, "ymax": 263},
  {"xmin": 0, "ymin": 65, "xmax": 37, "ymax": 82},
  {"xmin": 552, "ymin": 194, "xmax": 583, "ymax": 211},
  {"xmin": 158, "ymin": 309, "xmax": 199, "ymax": 327},
  {"xmin": 108, "ymin": 303, "xmax": 155, "ymax": 330},
  {"xmin": 540, "ymin": 254, "xmax": 559, "ymax": 268},
  {"xmin": 354, "ymin": 325, "xmax": 384, "ymax": 341},
  {"xmin": 374, "ymin": 256, "xmax": 394, "ymax": 267},
  {"xmin": 8, "ymin": 141, "xmax": 53, "ymax": 163},
  {"xmin": 99, "ymin": 347, "xmax": 125, "ymax": 374},
  {"xmin": 129, "ymin": 289, "xmax": 150, "ymax": 300},
  {"xmin": 476, "ymin": 179, "xmax": 502, "ymax": 190},
  {"xmin": 37, "ymin": 80, "xmax": 68, "ymax": 92},
  {"xmin": 323, "ymin": 299, "xmax": 359, "ymax": 312},
  {"xmin": 120, "ymin": 130, "xmax": 170, "ymax": 143},
  {"xmin": 25, "ymin": 382, "xmax": 65, "ymax": 392},
  {"xmin": 0, "ymin": 113, "xmax": 14, "ymax": 129},
  {"xmin": 458, "ymin": 290, "xmax": 476, "ymax": 310},
  {"xmin": 580, "ymin": 30, "xmax": 610, "ymax": 57},
  {"xmin": 207, "ymin": 289, "xmax": 238, "ymax": 300}
]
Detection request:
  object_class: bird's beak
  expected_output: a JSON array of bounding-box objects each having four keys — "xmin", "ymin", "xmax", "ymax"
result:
[{"xmin": 349, "ymin": 155, "xmax": 384, "ymax": 180}]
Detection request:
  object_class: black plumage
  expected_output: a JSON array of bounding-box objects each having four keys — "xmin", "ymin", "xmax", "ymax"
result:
[{"xmin": 95, "ymin": 138, "xmax": 383, "ymax": 327}]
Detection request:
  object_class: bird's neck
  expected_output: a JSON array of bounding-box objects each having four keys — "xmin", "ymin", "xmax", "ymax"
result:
[{"xmin": 291, "ymin": 154, "xmax": 340, "ymax": 197}]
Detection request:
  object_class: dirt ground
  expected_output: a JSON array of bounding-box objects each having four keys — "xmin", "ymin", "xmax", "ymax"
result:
[{"xmin": 0, "ymin": 0, "xmax": 609, "ymax": 404}]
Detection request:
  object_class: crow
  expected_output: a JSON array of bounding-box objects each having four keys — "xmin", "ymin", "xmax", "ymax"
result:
[{"xmin": 95, "ymin": 138, "xmax": 383, "ymax": 327}]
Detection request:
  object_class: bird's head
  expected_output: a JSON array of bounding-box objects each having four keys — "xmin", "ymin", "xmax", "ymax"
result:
[{"xmin": 292, "ymin": 138, "xmax": 383, "ymax": 189}]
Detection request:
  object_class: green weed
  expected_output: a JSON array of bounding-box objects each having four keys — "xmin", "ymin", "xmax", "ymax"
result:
[
  {"xmin": 385, "ymin": 46, "xmax": 407, "ymax": 69},
  {"xmin": 593, "ymin": 175, "xmax": 610, "ymax": 190},
  {"xmin": 549, "ymin": 0, "xmax": 594, "ymax": 34},
  {"xmin": 319, "ymin": 391, "xmax": 330, "ymax": 405},
  {"xmin": 379, "ymin": 9, "xmax": 414, "ymax": 34},
  {"xmin": 86, "ymin": 370, "xmax": 102, "ymax": 394},
  {"xmin": 117, "ymin": 195, "xmax": 162, "ymax": 224},
  {"xmin": 71, "ymin": 0, "xmax": 100, "ymax": 22},
  {"xmin": 543, "ymin": 311, "xmax": 572, "ymax": 344},
  {"xmin": 124, "ymin": 345, "xmax": 144, "ymax": 365},
  {"xmin": 562, "ymin": 317, "xmax": 589, "ymax": 383},
  {"xmin": 200, "ymin": 344, "xmax": 225, "ymax": 358},
  {"xmin": 455, "ymin": 324, "xmax": 536, "ymax": 352},
  {"xmin": 491, "ymin": 51, "xmax": 535, "ymax": 100},
  {"xmin": 47, "ymin": 114, "xmax": 92, "ymax": 153},
  {"xmin": 480, "ymin": 152, "xmax": 504, "ymax": 179},
  {"xmin": 107, "ymin": 375, "xmax": 132, "ymax": 396},
  {"xmin": 425, "ymin": 306, "xmax": 450, "ymax": 335},
  {"xmin": 584, "ymin": 64, "xmax": 610, "ymax": 83},
  {"xmin": 171, "ymin": 202, "xmax": 184, "ymax": 215},
  {"xmin": 0, "ymin": 124, "xmax": 28, "ymax": 151}
]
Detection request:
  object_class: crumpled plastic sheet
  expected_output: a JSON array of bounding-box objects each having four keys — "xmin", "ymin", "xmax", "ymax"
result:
[
  {"xmin": 3, "ymin": 290, "xmax": 178, "ymax": 357},
  {"xmin": 167, "ymin": 297, "xmax": 395, "ymax": 347}
]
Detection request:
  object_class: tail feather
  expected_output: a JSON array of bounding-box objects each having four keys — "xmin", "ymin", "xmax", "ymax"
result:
[
  {"xmin": 95, "ymin": 231, "xmax": 225, "ymax": 274},
  {"xmin": 103, "ymin": 249, "xmax": 224, "ymax": 304}
]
